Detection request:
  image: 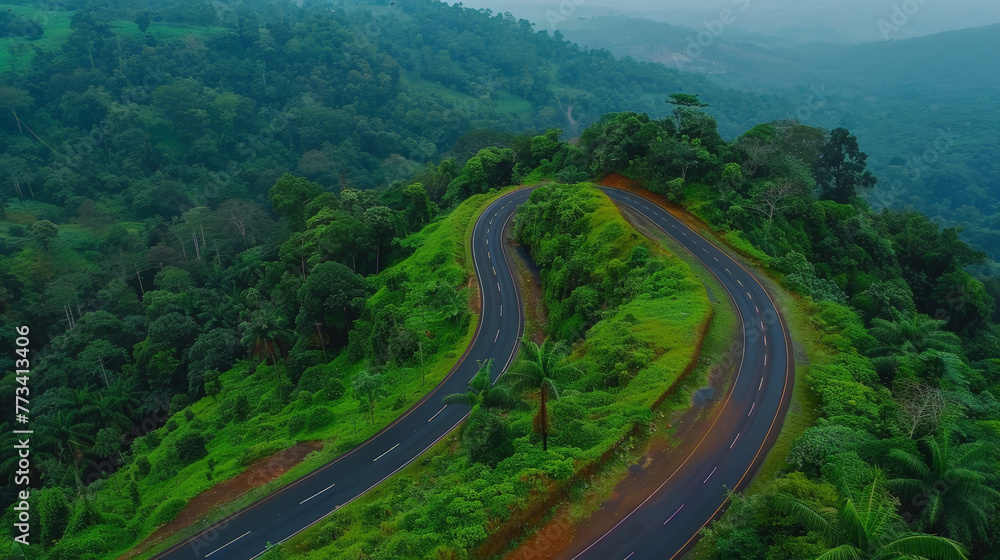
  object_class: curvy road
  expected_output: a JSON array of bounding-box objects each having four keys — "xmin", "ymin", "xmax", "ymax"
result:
[{"xmin": 151, "ymin": 185, "xmax": 792, "ymax": 560}]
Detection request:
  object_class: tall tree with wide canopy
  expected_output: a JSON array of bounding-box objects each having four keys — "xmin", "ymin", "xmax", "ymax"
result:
[
  {"xmin": 268, "ymin": 173, "xmax": 324, "ymax": 231},
  {"xmin": 815, "ymin": 127, "xmax": 877, "ymax": 203}
]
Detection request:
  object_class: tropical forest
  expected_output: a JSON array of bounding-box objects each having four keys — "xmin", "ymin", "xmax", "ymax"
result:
[{"xmin": 0, "ymin": 1, "xmax": 998, "ymax": 560}]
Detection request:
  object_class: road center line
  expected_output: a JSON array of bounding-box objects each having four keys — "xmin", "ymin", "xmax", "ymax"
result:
[
  {"xmin": 495, "ymin": 329, "xmax": 500, "ymax": 342},
  {"xmin": 205, "ymin": 531, "xmax": 251, "ymax": 557},
  {"xmin": 759, "ymin": 377, "xmax": 764, "ymax": 390},
  {"xmin": 663, "ymin": 504, "xmax": 685, "ymax": 525},
  {"xmin": 300, "ymin": 482, "xmax": 337, "ymax": 504},
  {"xmin": 428, "ymin": 405, "xmax": 447, "ymax": 422},
  {"xmin": 702, "ymin": 466, "xmax": 718, "ymax": 484},
  {"xmin": 748, "ymin": 402, "xmax": 755, "ymax": 417},
  {"xmin": 730, "ymin": 433, "xmax": 740, "ymax": 449},
  {"xmin": 373, "ymin": 443, "xmax": 400, "ymax": 462}
]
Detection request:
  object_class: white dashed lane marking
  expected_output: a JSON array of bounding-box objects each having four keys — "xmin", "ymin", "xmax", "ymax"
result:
[
  {"xmin": 373, "ymin": 443, "xmax": 400, "ymax": 462},
  {"xmin": 663, "ymin": 504, "xmax": 684, "ymax": 525}
]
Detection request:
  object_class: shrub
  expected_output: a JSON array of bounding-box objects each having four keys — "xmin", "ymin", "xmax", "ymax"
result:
[
  {"xmin": 306, "ymin": 407, "xmax": 334, "ymax": 431},
  {"xmin": 150, "ymin": 497, "xmax": 187, "ymax": 528},
  {"xmin": 174, "ymin": 431, "xmax": 208, "ymax": 464}
]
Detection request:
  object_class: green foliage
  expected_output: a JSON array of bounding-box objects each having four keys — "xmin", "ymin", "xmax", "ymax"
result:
[
  {"xmin": 174, "ymin": 431, "xmax": 208, "ymax": 465},
  {"xmin": 149, "ymin": 497, "xmax": 187, "ymax": 529},
  {"xmin": 461, "ymin": 406, "xmax": 515, "ymax": 467},
  {"xmin": 36, "ymin": 487, "xmax": 72, "ymax": 546}
]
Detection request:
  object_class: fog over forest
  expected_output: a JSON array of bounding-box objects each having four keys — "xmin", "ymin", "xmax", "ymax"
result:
[{"xmin": 449, "ymin": 0, "xmax": 1000, "ymax": 42}]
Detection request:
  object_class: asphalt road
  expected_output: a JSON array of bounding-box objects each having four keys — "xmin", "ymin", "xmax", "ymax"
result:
[
  {"xmin": 152, "ymin": 190, "xmax": 532, "ymax": 560},
  {"xmin": 150, "ymin": 185, "xmax": 792, "ymax": 560},
  {"xmin": 564, "ymin": 187, "xmax": 794, "ymax": 560}
]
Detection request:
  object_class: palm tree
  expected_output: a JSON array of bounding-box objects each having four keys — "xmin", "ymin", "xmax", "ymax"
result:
[
  {"xmin": 508, "ymin": 339, "xmax": 577, "ymax": 451},
  {"xmin": 869, "ymin": 309, "xmax": 962, "ymax": 357},
  {"xmin": 238, "ymin": 302, "xmax": 290, "ymax": 381},
  {"xmin": 198, "ymin": 297, "xmax": 240, "ymax": 331},
  {"xmin": 38, "ymin": 410, "xmax": 95, "ymax": 469},
  {"xmin": 91, "ymin": 392, "xmax": 131, "ymax": 432},
  {"xmin": 777, "ymin": 469, "xmax": 968, "ymax": 560},
  {"xmin": 443, "ymin": 360, "xmax": 526, "ymax": 412},
  {"xmin": 887, "ymin": 433, "xmax": 1000, "ymax": 547}
]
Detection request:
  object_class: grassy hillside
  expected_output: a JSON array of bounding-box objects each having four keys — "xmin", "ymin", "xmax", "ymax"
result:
[{"xmin": 261, "ymin": 183, "xmax": 713, "ymax": 559}]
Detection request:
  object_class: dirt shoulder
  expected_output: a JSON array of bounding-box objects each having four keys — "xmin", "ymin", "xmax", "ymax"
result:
[{"xmin": 119, "ymin": 441, "xmax": 322, "ymax": 560}]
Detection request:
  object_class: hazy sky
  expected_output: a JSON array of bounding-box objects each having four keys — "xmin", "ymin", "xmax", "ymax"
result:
[{"xmin": 448, "ymin": 0, "xmax": 1000, "ymax": 43}]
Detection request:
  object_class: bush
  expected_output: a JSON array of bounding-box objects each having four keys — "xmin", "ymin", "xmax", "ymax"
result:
[
  {"xmin": 462, "ymin": 406, "xmax": 514, "ymax": 467},
  {"xmin": 288, "ymin": 412, "xmax": 307, "ymax": 436},
  {"xmin": 135, "ymin": 455, "xmax": 151, "ymax": 478},
  {"xmin": 174, "ymin": 431, "xmax": 208, "ymax": 464},
  {"xmin": 240, "ymin": 441, "xmax": 289, "ymax": 466},
  {"xmin": 306, "ymin": 406, "xmax": 334, "ymax": 431},
  {"xmin": 150, "ymin": 497, "xmax": 187, "ymax": 528},
  {"xmin": 48, "ymin": 534, "xmax": 110, "ymax": 560}
]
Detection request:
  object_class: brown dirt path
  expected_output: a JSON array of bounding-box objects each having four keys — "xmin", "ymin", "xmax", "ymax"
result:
[{"xmin": 119, "ymin": 441, "xmax": 323, "ymax": 560}]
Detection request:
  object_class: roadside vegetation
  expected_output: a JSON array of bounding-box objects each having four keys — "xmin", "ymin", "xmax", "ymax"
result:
[
  {"xmin": 1, "ymin": 1, "xmax": 998, "ymax": 558},
  {"xmin": 270, "ymin": 182, "xmax": 712, "ymax": 560},
  {"xmin": 577, "ymin": 108, "xmax": 999, "ymax": 560}
]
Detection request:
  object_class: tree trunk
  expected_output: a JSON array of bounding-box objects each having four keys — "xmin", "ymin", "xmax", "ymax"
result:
[
  {"xmin": 98, "ymin": 360, "xmax": 110, "ymax": 387},
  {"xmin": 540, "ymin": 384, "xmax": 548, "ymax": 451}
]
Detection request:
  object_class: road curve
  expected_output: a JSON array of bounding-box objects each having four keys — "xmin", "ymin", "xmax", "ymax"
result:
[
  {"xmin": 149, "ymin": 185, "xmax": 792, "ymax": 560},
  {"xmin": 562, "ymin": 187, "xmax": 794, "ymax": 560},
  {"xmin": 152, "ymin": 190, "xmax": 531, "ymax": 560}
]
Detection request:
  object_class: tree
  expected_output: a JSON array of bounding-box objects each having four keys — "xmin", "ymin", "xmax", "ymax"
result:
[
  {"xmin": 462, "ymin": 405, "xmax": 515, "ymax": 467},
  {"xmin": 295, "ymin": 260, "xmax": 368, "ymax": 340},
  {"xmin": 78, "ymin": 340, "xmax": 127, "ymax": 387},
  {"xmin": 777, "ymin": 469, "xmax": 968, "ymax": 560},
  {"xmin": 508, "ymin": 339, "xmax": 577, "ymax": 451},
  {"xmin": 746, "ymin": 180, "xmax": 803, "ymax": 225},
  {"xmin": 239, "ymin": 304, "xmax": 290, "ymax": 381},
  {"xmin": 31, "ymin": 220, "xmax": 58, "ymax": 250},
  {"xmin": 892, "ymin": 380, "xmax": 948, "ymax": 439},
  {"xmin": 186, "ymin": 329, "xmax": 241, "ymax": 395},
  {"xmin": 363, "ymin": 206, "xmax": 396, "ymax": 274},
  {"xmin": 870, "ymin": 309, "xmax": 961, "ymax": 355},
  {"xmin": 268, "ymin": 174, "xmax": 324, "ymax": 231},
  {"xmin": 888, "ymin": 433, "xmax": 1000, "ymax": 547},
  {"xmin": 443, "ymin": 360, "xmax": 525, "ymax": 412},
  {"xmin": 667, "ymin": 92, "xmax": 709, "ymax": 131},
  {"xmin": 39, "ymin": 410, "xmax": 94, "ymax": 469},
  {"xmin": 816, "ymin": 127, "xmax": 877, "ymax": 203},
  {"xmin": 403, "ymin": 183, "xmax": 434, "ymax": 230},
  {"xmin": 221, "ymin": 199, "xmax": 271, "ymax": 250},
  {"xmin": 352, "ymin": 370, "xmax": 387, "ymax": 424}
]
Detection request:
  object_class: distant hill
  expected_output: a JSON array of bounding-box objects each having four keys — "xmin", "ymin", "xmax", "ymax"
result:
[{"xmin": 559, "ymin": 17, "xmax": 1000, "ymax": 256}]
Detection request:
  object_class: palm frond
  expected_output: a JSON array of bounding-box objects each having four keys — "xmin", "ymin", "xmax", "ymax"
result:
[
  {"xmin": 882, "ymin": 535, "xmax": 968, "ymax": 560},
  {"xmin": 774, "ymin": 494, "xmax": 836, "ymax": 544},
  {"xmin": 814, "ymin": 544, "xmax": 863, "ymax": 560}
]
